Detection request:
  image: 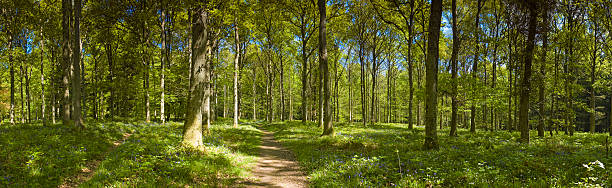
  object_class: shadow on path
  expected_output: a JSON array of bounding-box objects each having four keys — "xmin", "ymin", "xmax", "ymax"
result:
[{"xmin": 243, "ymin": 128, "xmax": 308, "ymax": 188}]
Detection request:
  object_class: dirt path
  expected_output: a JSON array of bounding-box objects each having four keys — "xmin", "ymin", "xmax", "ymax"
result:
[
  {"xmin": 59, "ymin": 133, "xmax": 132, "ymax": 188},
  {"xmin": 244, "ymin": 129, "xmax": 308, "ymax": 188}
]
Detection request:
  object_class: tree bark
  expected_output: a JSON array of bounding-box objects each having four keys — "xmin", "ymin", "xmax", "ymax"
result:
[
  {"xmin": 40, "ymin": 24, "xmax": 46, "ymax": 125},
  {"xmin": 234, "ymin": 23, "xmax": 240, "ymax": 127},
  {"xmin": 538, "ymin": 9, "xmax": 548, "ymax": 137},
  {"xmin": 319, "ymin": 0, "xmax": 333, "ymax": 136},
  {"xmin": 72, "ymin": 0, "xmax": 84, "ymax": 128},
  {"xmin": 61, "ymin": 0, "xmax": 72, "ymax": 125},
  {"xmin": 160, "ymin": 8, "xmax": 167, "ymax": 124},
  {"xmin": 450, "ymin": 0, "xmax": 459, "ymax": 137},
  {"xmin": 471, "ymin": 0, "xmax": 483, "ymax": 133},
  {"xmin": 519, "ymin": 1, "xmax": 538, "ymax": 144},
  {"xmin": 26, "ymin": 66, "xmax": 31, "ymax": 123},
  {"xmin": 183, "ymin": 7, "xmax": 208, "ymax": 149},
  {"xmin": 424, "ymin": 0, "xmax": 442, "ymax": 150}
]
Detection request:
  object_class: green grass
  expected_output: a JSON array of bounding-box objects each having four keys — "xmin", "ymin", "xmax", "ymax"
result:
[
  {"xmin": 0, "ymin": 121, "xmax": 135, "ymax": 187},
  {"xmin": 0, "ymin": 119, "xmax": 262, "ymax": 187},
  {"xmin": 263, "ymin": 121, "xmax": 611, "ymax": 187},
  {"xmin": 80, "ymin": 118, "xmax": 262, "ymax": 187}
]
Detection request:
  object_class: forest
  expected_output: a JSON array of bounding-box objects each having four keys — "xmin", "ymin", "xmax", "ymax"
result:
[{"xmin": 1, "ymin": 0, "xmax": 611, "ymax": 187}]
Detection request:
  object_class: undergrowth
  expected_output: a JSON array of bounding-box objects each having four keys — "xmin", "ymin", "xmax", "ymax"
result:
[{"xmin": 264, "ymin": 121, "xmax": 611, "ymax": 187}]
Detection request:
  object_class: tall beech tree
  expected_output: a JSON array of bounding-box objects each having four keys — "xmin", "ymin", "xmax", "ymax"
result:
[{"xmin": 424, "ymin": 0, "xmax": 442, "ymax": 150}]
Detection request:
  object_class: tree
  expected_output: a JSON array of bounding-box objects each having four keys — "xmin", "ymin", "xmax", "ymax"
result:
[
  {"xmin": 233, "ymin": 22, "xmax": 240, "ymax": 128},
  {"xmin": 470, "ymin": 0, "xmax": 483, "ymax": 133},
  {"xmin": 61, "ymin": 0, "xmax": 71, "ymax": 125},
  {"xmin": 449, "ymin": 0, "xmax": 460, "ymax": 137},
  {"xmin": 160, "ymin": 6, "xmax": 167, "ymax": 125},
  {"xmin": 72, "ymin": 0, "xmax": 84, "ymax": 128},
  {"xmin": 319, "ymin": 0, "xmax": 333, "ymax": 136},
  {"xmin": 183, "ymin": 6, "xmax": 209, "ymax": 149},
  {"xmin": 423, "ymin": 0, "xmax": 442, "ymax": 150},
  {"xmin": 518, "ymin": 0, "xmax": 538, "ymax": 144}
]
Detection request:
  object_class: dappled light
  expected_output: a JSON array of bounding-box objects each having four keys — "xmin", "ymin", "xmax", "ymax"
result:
[{"xmin": 1, "ymin": 0, "xmax": 611, "ymax": 187}]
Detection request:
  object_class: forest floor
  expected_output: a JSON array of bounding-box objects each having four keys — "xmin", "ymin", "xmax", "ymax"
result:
[
  {"xmin": 59, "ymin": 132, "xmax": 132, "ymax": 187},
  {"xmin": 2, "ymin": 119, "xmax": 611, "ymax": 187},
  {"xmin": 0, "ymin": 119, "xmax": 262, "ymax": 187},
  {"xmin": 242, "ymin": 128, "xmax": 308, "ymax": 188},
  {"xmin": 263, "ymin": 121, "xmax": 611, "ymax": 187}
]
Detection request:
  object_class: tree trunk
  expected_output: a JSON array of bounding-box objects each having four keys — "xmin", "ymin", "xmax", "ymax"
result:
[
  {"xmin": 183, "ymin": 7, "xmax": 208, "ymax": 149},
  {"xmin": 160, "ymin": 8, "xmax": 167, "ymax": 124},
  {"xmin": 20, "ymin": 64, "xmax": 25, "ymax": 123},
  {"xmin": 519, "ymin": 2, "xmax": 538, "ymax": 143},
  {"xmin": 281, "ymin": 52, "xmax": 285, "ymax": 121},
  {"xmin": 61, "ymin": 0, "xmax": 72, "ymax": 125},
  {"xmin": 538, "ymin": 10, "xmax": 548, "ymax": 137},
  {"xmin": 233, "ymin": 23, "xmax": 240, "ymax": 127},
  {"xmin": 40, "ymin": 25, "xmax": 46, "ymax": 125},
  {"xmin": 348, "ymin": 52, "xmax": 353, "ymax": 124},
  {"xmin": 507, "ymin": 23, "xmax": 513, "ymax": 131},
  {"xmin": 319, "ymin": 0, "xmax": 333, "ymax": 136},
  {"xmin": 9, "ymin": 33, "xmax": 15, "ymax": 124},
  {"xmin": 471, "ymin": 0, "xmax": 482, "ymax": 133},
  {"xmin": 371, "ymin": 36, "xmax": 377, "ymax": 125},
  {"xmin": 289, "ymin": 63, "xmax": 293, "ymax": 121},
  {"xmin": 450, "ymin": 0, "xmax": 459, "ymax": 137},
  {"xmin": 72, "ymin": 0, "xmax": 84, "ymax": 128},
  {"xmin": 25, "ymin": 66, "xmax": 31, "ymax": 123},
  {"xmin": 253, "ymin": 67, "xmax": 257, "ymax": 120},
  {"xmin": 589, "ymin": 21, "xmax": 599, "ymax": 134},
  {"xmin": 359, "ymin": 43, "xmax": 367, "ymax": 126},
  {"xmin": 424, "ymin": 0, "xmax": 442, "ymax": 150},
  {"xmin": 406, "ymin": 0, "xmax": 415, "ymax": 127}
]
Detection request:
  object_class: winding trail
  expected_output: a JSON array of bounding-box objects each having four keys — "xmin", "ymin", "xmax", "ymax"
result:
[
  {"xmin": 59, "ymin": 132, "xmax": 132, "ymax": 188},
  {"xmin": 244, "ymin": 129, "xmax": 308, "ymax": 188}
]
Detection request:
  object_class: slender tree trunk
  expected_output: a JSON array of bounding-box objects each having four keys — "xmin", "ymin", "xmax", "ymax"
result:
[
  {"xmin": 424, "ymin": 0, "xmax": 442, "ymax": 150},
  {"xmin": 40, "ymin": 26, "xmax": 46, "ymax": 125},
  {"xmin": 301, "ymin": 35, "xmax": 309, "ymax": 123},
  {"xmin": 359, "ymin": 43, "xmax": 367, "ymax": 126},
  {"xmin": 51, "ymin": 45, "xmax": 57, "ymax": 124},
  {"xmin": 407, "ymin": 0, "xmax": 415, "ymax": 128},
  {"xmin": 471, "ymin": 0, "xmax": 482, "ymax": 133},
  {"xmin": 538, "ymin": 10, "xmax": 548, "ymax": 137},
  {"xmin": 507, "ymin": 24, "xmax": 513, "ymax": 131},
  {"xmin": 9, "ymin": 33, "xmax": 15, "ymax": 124},
  {"xmin": 20, "ymin": 64, "xmax": 24, "ymax": 123},
  {"xmin": 253, "ymin": 67, "xmax": 257, "ymax": 120},
  {"xmin": 25, "ymin": 66, "xmax": 31, "ymax": 123},
  {"xmin": 371, "ymin": 37, "xmax": 377, "ymax": 125},
  {"xmin": 160, "ymin": 8, "xmax": 167, "ymax": 124},
  {"xmin": 233, "ymin": 23, "xmax": 240, "ymax": 127},
  {"xmin": 492, "ymin": 4, "xmax": 500, "ymax": 130},
  {"xmin": 289, "ymin": 64, "xmax": 294, "ymax": 121},
  {"xmin": 281, "ymin": 52, "xmax": 285, "ymax": 121},
  {"xmin": 589, "ymin": 22, "xmax": 599, "ymax": 134},
  {"xmin": 450, "ymin": 0, "xmax": 459, "ymax": 137},
  {"xmin": 519, "ymin": 1, "xmax": 538, "ymax": 143},
  {"xmin": 348, "ymin": 54, "xmax": 353, "ymax": 124}
]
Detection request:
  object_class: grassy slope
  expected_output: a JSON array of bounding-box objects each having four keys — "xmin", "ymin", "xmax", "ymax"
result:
[
  {"xmin": 80, "ymin": 119, "xmax": 261, "ymax": 187},
  {"xmin": 264, "ymin": 121, "xmax": 611, "ymax": 187},
  {"xmin": 0, "ymin": 121, "xmax": 134, "ymax": 187},
  {"xmin": 0, "ymin": 119, "xmax": 262, "ymax": 187}
]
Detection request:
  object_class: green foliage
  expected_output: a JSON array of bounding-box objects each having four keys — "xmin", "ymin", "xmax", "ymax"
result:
[
  {"xmin": 0, "ymin": 121, "xmax": 133, "ymax": 187},
  {"xmin": 80, "ymin": 119, "xmax": 261, "ymax": 187},
  {"xmin": 0, "ymin": 119, "xmax": 261, "ymax": 187},
  {"xmin": 264, "ymin": 121, "xmax": 612, "ymax": 187}
]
